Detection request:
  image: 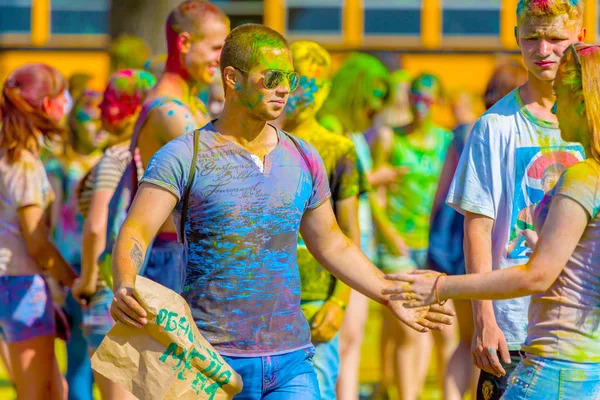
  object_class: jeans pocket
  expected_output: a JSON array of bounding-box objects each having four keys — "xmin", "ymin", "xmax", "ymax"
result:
[
  {"xmin": 505, "ymin": 361, "xmax": 541, "ymax": 399},
  {"xmin": 559, "ymin": 368, "xmax": 600, "ymax": 400}
]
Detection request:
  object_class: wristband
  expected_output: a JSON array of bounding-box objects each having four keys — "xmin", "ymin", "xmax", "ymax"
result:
[
  {"xmin": 328, "ymin": 296, "xmax": 347, "ymax": 310},
  {"xmin": 434, "ymin": 273, "xmax": 448, "ymax": 306}
]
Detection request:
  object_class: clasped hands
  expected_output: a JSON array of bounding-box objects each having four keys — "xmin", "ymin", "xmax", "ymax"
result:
[{"xmin": 382, "ymin": 270, "xmax": 453, "ymax": 332}]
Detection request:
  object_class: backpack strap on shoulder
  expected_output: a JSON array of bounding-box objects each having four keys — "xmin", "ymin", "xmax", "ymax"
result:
[{"xmin": 179, "ymin": 129, "xmax": 200, "ymax": 243}]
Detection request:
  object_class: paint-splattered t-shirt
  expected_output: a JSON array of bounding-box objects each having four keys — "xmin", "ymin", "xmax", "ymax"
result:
[
  {"xmin": 384, "ymin": 125, "xmax": 453, "ymax": 250},
  {"xmin": 141, "ymin": 123, "xmax": 331, "ymax": 356},
  {"xmin": 294, "ymin": 120, "xmax": 367, "ymax": 302},
  {"xmin": 523, "ymin": 160, "xmax": 600, "ymax": 363},
  {"xmin": 447, "ymin": 88, "xmax": 585, "ymax": 350},
  {"xmin": 0, "ymin": 150, "xmax": 55, "ymax": 276}
]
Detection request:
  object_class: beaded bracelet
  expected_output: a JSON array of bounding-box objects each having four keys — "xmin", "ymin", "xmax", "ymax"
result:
[{"xmin": 434, "ymin": 273, "xmax": 448, "ymax": 306}]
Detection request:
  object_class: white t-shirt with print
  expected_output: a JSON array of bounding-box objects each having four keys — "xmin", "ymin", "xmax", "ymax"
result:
[{"xmin": 447, "ymin": 88, "xmax": 585, "ymax": 350}]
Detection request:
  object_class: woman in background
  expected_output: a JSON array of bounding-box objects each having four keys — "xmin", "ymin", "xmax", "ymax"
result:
[
  {"xmin": 74, "ymin": 69, "xmax": 155, "ymax": 400},
  {"xmin": 46, "ymin": 89, "xmax": 106, "ymax": 400},
  {"xmin": 318, "ymin": 53, "xmax": 408, "ymax": 400},
  {"xmin": 0, "ymin": 63, "xmax": 77, "ymax": 399}
]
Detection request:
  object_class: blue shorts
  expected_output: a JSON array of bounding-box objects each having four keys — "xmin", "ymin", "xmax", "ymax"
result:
[
  {"xmin": 142, "ymin": 234, "xmax": 185, "ymax": 293},
  {"xmin": 83, "ymin": 284, "xmax": 114, "ymax": 350},
  {"xmin": 0, "ymin": 275, "xmax": 55, "ymax": 343}
]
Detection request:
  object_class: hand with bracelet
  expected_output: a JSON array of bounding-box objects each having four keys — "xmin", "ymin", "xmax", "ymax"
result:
[
  {"xmin": 309, "ymin": 296, "xmax": 347, "ymax": 342},
  {"xmin": 382, "ymin": 270, "xmax": 447, "ymax": 307}
]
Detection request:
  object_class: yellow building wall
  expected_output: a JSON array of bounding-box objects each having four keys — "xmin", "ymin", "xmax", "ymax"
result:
[{"xmin": 0, "ymin": 50, "xmax": 110, "ymax": 90}]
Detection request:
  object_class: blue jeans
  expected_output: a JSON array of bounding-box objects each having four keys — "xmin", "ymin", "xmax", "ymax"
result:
[
  {"xmin": 300, "ymin": 300, "xmax": 340, "ymax": 400},
  {"xmin": 503, "ymin": 354, "xmax": 600, "ymax": 399},
  {"xmin": 222, "ymin": 347, "xmax": 320, "ymax": 399},
  {"xmin": 141, "ymin": 235, "xmax": 185, "ymax": 293},
  {"xmin": 64, "ymin": 291, "xmax": 94, "ymax": 400}
]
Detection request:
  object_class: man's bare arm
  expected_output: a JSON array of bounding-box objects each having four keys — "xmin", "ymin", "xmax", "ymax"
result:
[
  {"xmin": 301, "ymin": 201, "xmax": 454, "ymax": 332},
  {"xmin": 464, "ymin": 211, "xmax": 511, "ymax": 376},
  {"xmin": 110, "ymin": 183, "xmax": 178, "ymax": 328}
]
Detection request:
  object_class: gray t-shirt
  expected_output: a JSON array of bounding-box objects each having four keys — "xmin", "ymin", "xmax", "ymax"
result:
[
  {"xmin": 141, "ymin": 123, "xmax": 331, "ymax": 356},
  {"xmin": 447, "ymin": 88, "xmax": 585, "ymax": 349}
]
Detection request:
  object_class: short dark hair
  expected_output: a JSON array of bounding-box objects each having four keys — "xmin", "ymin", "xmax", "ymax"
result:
[
  {"xmin": 220, "ymin": 24, "xmax": 289, "ymax": 76},
  {"xmin": 165, "ymin": 0, "xmax": 229, "ymax": 54}
]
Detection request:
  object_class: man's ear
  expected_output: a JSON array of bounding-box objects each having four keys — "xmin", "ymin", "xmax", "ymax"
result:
[
  {"xmin": 177, "ymin": 32, "xmax": 192, "ymax": 54},
  {"xmin": 578, "ymin": 27, "xmax": 587, "ymax": 43},
  {"xmin": 223, "ymin": 66, "xmax": 239, "ymax": 91}
]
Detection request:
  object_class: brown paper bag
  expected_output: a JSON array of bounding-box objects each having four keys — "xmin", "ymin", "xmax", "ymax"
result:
[{"xmin": 91, "ymin": 276, "xmax": 243, "ymax": 400}]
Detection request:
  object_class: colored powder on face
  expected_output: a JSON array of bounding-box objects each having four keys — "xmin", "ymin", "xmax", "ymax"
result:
[
  {"xmin": 318, "ymin": 53, "xmax": 390, "ymax": 133},
  {"xmin": 168, "ymin": 109, "xmax": 175, "ymax": 117},
  {"xmin": 75, "ymin": 109, "xmax": 93, "ymax": 123},
  {"xmin": 101, "ymin": 69, "xmax": 157, "ymax": 125}
]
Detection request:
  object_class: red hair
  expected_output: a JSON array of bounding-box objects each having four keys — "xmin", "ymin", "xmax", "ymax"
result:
[{"xmin": 0, "ymin": 64, "xmax": 66, "ymax": 163}]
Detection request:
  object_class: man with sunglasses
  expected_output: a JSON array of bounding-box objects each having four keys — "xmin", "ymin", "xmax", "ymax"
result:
[
  {"xmin": 445, "ymin": 1, "xmax": 586, "ymax": 399},
  {"xmin": 109, "ymin": 24, "xmax": 455, "ymax": 398}
]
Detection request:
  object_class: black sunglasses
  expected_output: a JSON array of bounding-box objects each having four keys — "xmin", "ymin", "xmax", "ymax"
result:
[{"xmin": 234, "ymin": 67, "xmax": 300, "ymax": 91}]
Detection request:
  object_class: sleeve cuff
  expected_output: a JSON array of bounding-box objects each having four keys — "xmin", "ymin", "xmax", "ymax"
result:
[
  {"xmin": 446, "ymin": 195, "xmax": 495, "ymax": 219},
  {"xmin": 139, "ymin": 178, "xmax": 182, "ymax": 202}
]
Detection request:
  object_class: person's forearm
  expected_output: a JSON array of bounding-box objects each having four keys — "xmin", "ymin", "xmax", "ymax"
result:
[
  {"xmin": 80, "ymin": 219, "xmax": 105, "ymax": 287},
  {"xmin": 440, "ymin": 263, "xmax": 546, "ymax": 300},
  {"xmin": 111, "ymin": 219, "xmax": 150, "ymax": 292},
  {"xmin": 31, "ymin": 240, "xmax": 77, "ymax": 287},
  {"xmin": 464, "ymin": 213, "xmax": 496, "ymax": 326}
]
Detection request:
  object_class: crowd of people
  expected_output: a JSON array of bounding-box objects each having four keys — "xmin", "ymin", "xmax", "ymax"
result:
[{"xmin": 0, "ymin": 0, "xmax": 598, "ymax": 399}]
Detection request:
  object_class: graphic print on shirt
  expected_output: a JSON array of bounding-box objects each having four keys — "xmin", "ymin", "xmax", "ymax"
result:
[{"xmin": 507, "ymin": 146, "xmax": 584, "ymax": 259}]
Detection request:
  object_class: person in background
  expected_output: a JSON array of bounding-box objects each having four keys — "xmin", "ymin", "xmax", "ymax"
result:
[
  {"xmin": 68, "ymin": 73, "xmax": 94, "ymax": 104},
  {"xmin": 74, "ymin": 69, "xmax": 155, "ymax": 400},
  {"xmin": 133, "ymin": 1, "xmax": 230, "ymax": 294},
  {"xmin": 143, "ymin": 53, "xmax": 167, "ymax": 80},
  {"xmin": 109, "ymin": 34, "xmax": 153, "ymax": 73},
  {"xmin": 276, "ymin": 40, "xmax": 366, "ymax": 400},
  {"xmin": 46, "ymin": 89, "xmax": 106, "ymax": 400},
  {"xmin": 428, "ymin": 58, "xmax": 528, "ymax": 400},
  {"xmin": 0, "ymin": 63, "xmax": 77, "ymax": 399},
  {"xmin": 372, "ymin": 73, "xmax": 453, "ymax": 400},
  {"xmin": 318, "ymin": 53, "xmax": 410, "ymax": 400}
]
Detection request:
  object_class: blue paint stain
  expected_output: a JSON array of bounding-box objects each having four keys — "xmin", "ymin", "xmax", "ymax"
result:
[{"xmin": 168, "ymin": 109, "xmax": 175, "ymax": 117}]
